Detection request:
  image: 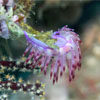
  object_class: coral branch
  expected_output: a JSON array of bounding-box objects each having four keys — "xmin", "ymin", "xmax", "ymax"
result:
[
  {"xmin": 0, "ymin": 58, "xmax": 41, "ymax": 72},
  {"xmin": 0, "ymin": 80, "xmax": 45, "ymax": 97}
]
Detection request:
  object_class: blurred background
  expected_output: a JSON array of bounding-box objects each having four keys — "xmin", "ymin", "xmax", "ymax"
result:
[
  {"xmin": 29, "ymin": 0, "xmax": 100, "ymax": 100},
  {"xmin": 28, "ymin": 0, "xmax": 100, "ymax": 99},
  {"xmin": 1, "ymin": 0, "xmax": 100, "ymax": 100}
]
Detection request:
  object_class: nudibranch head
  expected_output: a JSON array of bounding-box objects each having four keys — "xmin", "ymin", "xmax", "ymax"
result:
[{"xmin": 23, "ymin": 25, "xmax": 82, "ymax": 84}]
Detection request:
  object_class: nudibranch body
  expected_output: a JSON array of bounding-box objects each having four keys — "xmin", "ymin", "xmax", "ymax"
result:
[{"xmin": 24, "ymin": 25, "xmax": 82, "ymax": 84}]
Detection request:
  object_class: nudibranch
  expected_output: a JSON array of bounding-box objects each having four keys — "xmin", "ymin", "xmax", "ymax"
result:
[{"xmin": 23, "ymin": 25, "xmax": 82, "ymax": 84}]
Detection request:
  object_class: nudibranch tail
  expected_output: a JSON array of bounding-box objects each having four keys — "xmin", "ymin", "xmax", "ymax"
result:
[{"xmin": 23, "ymin": 25, "xmax": 82, "ymax": 84}]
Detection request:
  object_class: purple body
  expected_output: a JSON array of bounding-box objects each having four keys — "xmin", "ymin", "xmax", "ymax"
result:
[{"xmin": 23, "ymin": 25, "xmax": 82, "ymax": 84}]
